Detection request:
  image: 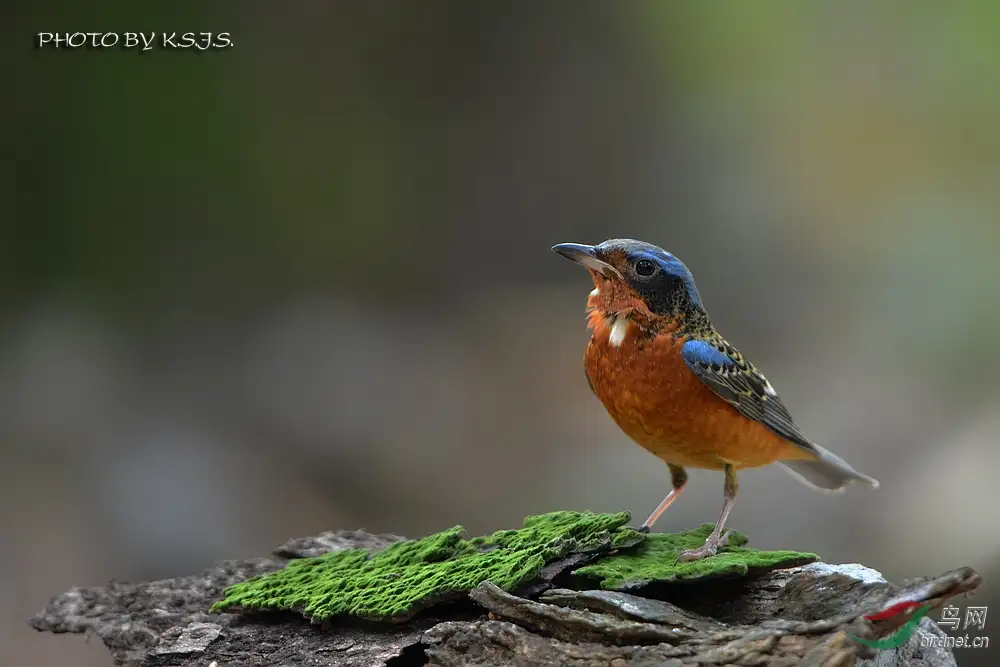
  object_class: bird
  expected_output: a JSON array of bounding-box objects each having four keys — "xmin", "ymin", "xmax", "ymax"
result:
[{"xmin": 551, "ymin": 238, "xmax": 879, "ymax": 562}]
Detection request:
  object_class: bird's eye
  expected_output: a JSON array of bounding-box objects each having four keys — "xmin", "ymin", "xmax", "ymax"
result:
[{"xmin": 634, "ymin": 259, "xmax": 657, "ymax": 277}]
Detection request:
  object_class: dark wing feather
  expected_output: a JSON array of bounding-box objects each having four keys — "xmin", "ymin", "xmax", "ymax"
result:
[{"xmin": 681, "ymin": 337, "xmax": 817, "ymax": 453}]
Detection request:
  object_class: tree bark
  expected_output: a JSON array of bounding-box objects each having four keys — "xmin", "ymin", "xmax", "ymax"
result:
[{"xmin": 29, "ymin": 529, "xmax": 979, "ymax": 667}]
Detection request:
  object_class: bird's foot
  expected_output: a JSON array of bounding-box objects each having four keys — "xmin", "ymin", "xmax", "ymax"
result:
[
  {"xmin": 636, "ymin": 525, "xmax": 651, "ymax": 534},
  {"xmin": 674, "ymin": 530, "xmax": 730, "ymax": 564}
]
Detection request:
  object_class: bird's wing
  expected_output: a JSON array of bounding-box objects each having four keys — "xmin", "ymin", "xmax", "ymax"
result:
[{"xmin": 681, "ymin": 337, "xmax": 818, "ymax": 453}]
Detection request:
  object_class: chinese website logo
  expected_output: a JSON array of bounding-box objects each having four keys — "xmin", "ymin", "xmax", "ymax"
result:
[
  {"xmin": 929, "ymin": 604, "xmax": 988, "ymax": 650},
  {"xmin": 849, "ymin": 602, "xmax": 988, "ymax": 650}
]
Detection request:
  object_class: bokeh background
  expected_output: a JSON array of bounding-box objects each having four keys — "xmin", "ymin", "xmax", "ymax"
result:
[{"xmin": 6, "ymin": 3, "xmax": 998, "ymax": 665}]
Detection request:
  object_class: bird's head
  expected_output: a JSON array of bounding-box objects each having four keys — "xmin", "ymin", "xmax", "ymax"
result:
[{"xmin": 551, "ymin": 239, "xmax": 705, "ymax": 323}]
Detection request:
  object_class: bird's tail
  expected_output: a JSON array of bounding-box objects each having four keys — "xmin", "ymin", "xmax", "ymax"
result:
[{"xmin": 780, "ymin": 443, "xmax": 879, "ymax": 493}]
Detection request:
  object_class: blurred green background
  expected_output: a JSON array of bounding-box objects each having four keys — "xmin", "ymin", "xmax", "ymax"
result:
[{"xmin": 6, "ymin": 3, "xmax": 998, "ymax": 665}]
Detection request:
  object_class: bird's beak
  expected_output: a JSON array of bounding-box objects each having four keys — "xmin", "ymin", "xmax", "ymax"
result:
[{"xmin": 551, "ymin": 243, "xmax": 622, "ymax": 279}]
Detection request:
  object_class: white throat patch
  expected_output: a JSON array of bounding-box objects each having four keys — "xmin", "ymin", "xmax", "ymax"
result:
[{"xmin": 608, "ymin": 317, "xmax": 630, "ymax": 347}]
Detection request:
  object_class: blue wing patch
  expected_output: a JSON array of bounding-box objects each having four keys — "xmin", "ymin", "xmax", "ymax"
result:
[
  {"xmin": 681, "ymin": 338, "xmax": 817, "ymax": 453},
  {"xmin": 681, "ymin": 339, "xmax": 734, "ymax": 370}
]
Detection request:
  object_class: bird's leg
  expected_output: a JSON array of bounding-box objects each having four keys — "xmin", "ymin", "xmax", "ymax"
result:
[
  {"xmin": 675, "ymin": 463, "xmax": 737, "ymax": 562},
  {"xmin": 637, "ymin": 464, "xmax": 687, "ymax": 533}
]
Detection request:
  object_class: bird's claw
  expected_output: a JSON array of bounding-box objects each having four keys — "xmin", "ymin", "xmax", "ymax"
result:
[{"xmin": 674, "ymin": 530, "xmax": 731, "ymax": 564}]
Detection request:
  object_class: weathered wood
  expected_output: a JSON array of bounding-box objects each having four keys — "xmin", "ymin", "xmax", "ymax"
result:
[{"xmin": 29, "ymin": 530, "xmax": 978, "ymax": 667}]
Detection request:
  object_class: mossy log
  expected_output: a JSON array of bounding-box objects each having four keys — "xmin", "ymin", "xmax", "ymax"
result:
[{"xmin": 29, "ymin": 512, "xmax": 980, "ymax": 667}]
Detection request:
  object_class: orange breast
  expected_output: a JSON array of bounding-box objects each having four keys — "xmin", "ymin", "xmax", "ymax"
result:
[{"xmin": 584, "ymin": 316, "xmax": 807, "ymax": 470}]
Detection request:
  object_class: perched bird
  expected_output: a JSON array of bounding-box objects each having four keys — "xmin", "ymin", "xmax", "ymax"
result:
[{"xmin": 552, "ymin": 239, "xmax": 878, "ymax": 562}]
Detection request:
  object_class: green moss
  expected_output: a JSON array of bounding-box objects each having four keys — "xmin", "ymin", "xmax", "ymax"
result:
[
  {"xmin": 211, "ymin": 510, "xmax": 644, "ymax": 622},
  {"xmin": 574, "ymin": 523, "xmax": 819, "ymax": 590}
]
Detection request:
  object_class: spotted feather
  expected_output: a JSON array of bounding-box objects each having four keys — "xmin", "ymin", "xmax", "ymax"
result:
[{"xmin": 680, "ymin": 337, "xmax": 818, "ymax": 455}]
